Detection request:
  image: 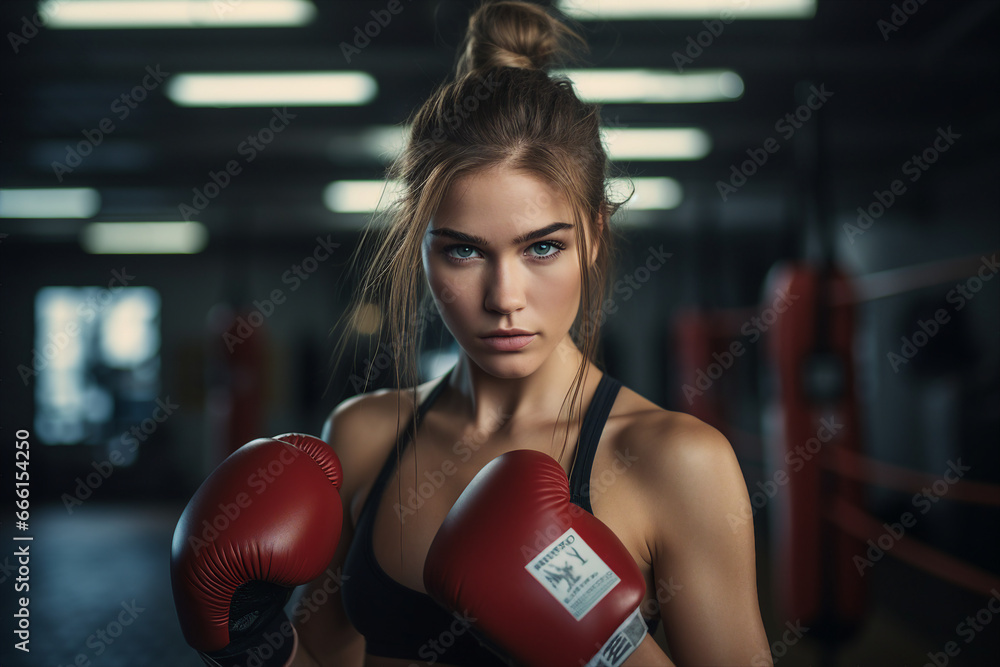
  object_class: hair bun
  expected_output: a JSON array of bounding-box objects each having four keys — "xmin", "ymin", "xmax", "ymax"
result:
[{"xmin": 456, "ymin": 1, "xmax": 583, "ymax": 78}]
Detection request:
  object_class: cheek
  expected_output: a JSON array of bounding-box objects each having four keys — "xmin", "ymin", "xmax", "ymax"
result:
[
  {"xmin": 538, "ymin": 263, "xmax": 582, "ymax": 313},
  {"xmin": 427, "ymin": 263, "xmax": 476, "ymax": 315}
]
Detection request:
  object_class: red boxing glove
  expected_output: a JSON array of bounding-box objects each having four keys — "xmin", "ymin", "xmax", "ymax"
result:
[
  {"xmin": 424, "ymin": 449, "xmax": 648, "ymax": 667},
  {"xmin": 171, "ymin": 433, "xmax": 343, "ymax": 667}
]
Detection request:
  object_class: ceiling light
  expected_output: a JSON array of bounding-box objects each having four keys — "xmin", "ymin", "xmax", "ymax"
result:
[
  {"xmin": 611, "ymin": 177, "xmax": 683, "ymax": 210},
  {"xmin": 602, "ymin": 128, "xmax": 711, "ymax": 161},
  {"xmin": 167, "ymin": 72, "xmax": 377, "ymax": 107},
  {"xmin": 558, "ymin": 0, "xmax": 816, "ymax": 19},
  {"xmin": 328, "ymin": 125, "xmax": 407, "ymax": 164},
  {"xmin": 40, "ymin": 0, "xmax": 316, "ymax": 29},
  {"xmin": 331, "ymin": 123, "xmax": 716, "ymax": 164},
  {"xmin": 560, "ymin": 69, "xmax": 744, "ymax": 103},
  {"xmin": 0, "ymin": 188, "xmax": 100, "ymax": 218},
  {"xmin": 324, "ymin": 180, "xmax": 405, "ymax": 214},
  {"xmin": 80, "ymin": 222, "xmax": 208, "ymax": 253}
]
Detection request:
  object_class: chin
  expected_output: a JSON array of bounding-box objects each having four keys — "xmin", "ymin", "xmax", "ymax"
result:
[{"xmin": 466, "ymin": 349, "xmax": 539, "ymax": 380}]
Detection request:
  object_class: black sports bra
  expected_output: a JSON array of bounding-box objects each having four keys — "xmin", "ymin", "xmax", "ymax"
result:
[{"xmin": 340, "ymin": 367, "xmax": 659, "ymax": 664}]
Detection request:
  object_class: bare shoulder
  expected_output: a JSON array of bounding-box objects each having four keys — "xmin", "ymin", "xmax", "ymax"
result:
[
  {"xmin": 321, "ymin": 376, "xmax": 442, "ymax": 499},
  {"xmin": 610, "ymin": 385, "xmax": 746, "ymax": 515},
  {"xmin": 611, "ymin": 384, "xmax": 732, "ymax": 459}
]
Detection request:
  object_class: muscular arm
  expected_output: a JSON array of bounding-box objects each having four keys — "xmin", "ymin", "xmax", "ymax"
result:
[
  {"xmin": 291, "ymin": 389, "xmax": 415, "ymax": 667},
  {"xmin": 290, "ymin": 520, "xmax": 363, "ymax": 667},
  {"xmin": 645, "ymin": 417, "xmax": 772, "ymax": 667}
]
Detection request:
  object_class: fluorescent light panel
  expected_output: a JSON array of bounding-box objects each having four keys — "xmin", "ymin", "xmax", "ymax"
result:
[
  {"xmin": 559, "ymin": 0, "xmax": 816, "ymax": 19},
  {"xmin": 562, "ymin": 69, "xmax": 743, "ymax": 103},
  {"xmin": 323, "ymin": 177, "xmax": 681, "ymax": 215},
  {"xmin": 611, "ymin": 177, "xmax": 683, "ymax": 210},
  {"xmin": 324, "ymin": 180, "xmax": 404, "ymax": 214},
  {"xmin": 342, "ymin": 123, "xmax": 714, "ymax": 164},
  {"xmin": 39, "ymin": 0, "xmax": 316, "ymax": 29},
  {"xmin": 327, "ymin": 125, "xmax": 407, "ymax": 164},
  {"xmin": 168, "ymin": 72, "xmax": 377, "ymax": 107},
  {"xmin": 603, "ymin": 128, "xmax": 711, "ymax": 161},
  {"xmin": 0, "ymin": 188, "xmax": 100, "ymax": 218},
  {"xmin": 81, "ymin": 222, "xmax": 208, "ymax": 254}
]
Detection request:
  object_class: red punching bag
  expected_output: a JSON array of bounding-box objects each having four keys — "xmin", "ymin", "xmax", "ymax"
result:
[{"xmin": 762, "ymin": 260, "xmax": 867, "ymax": 638}]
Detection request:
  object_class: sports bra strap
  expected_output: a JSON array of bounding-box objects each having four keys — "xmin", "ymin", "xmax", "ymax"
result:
[
  {"xmin": 416, "ymin": 367, "xmax": 453, "ymax": 422},
  {"xmin": 568, "ymin": 373, "xmax": 622, "ymax": 513}
]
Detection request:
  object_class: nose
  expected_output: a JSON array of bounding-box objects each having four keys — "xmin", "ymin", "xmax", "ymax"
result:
[{"xmin": 483, "ymin": 258, "xmax": 526, "ymax": 315}]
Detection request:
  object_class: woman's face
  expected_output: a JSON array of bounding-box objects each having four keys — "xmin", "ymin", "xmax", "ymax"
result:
[{"xmin": 422, "ymin": 165, "xmax": 588, "ymax": 379}]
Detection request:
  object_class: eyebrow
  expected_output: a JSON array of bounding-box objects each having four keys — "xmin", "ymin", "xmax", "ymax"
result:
[{"xmin": 427, "ymin": 221, "xmax": 573, "ymax": 246}]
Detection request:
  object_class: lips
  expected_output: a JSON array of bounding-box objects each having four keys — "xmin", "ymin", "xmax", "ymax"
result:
[
  {"xmin": 481, "ymin": 329, "xmax": 534, "ymax": 337},
  {"xmin": 479, "ymin": 331, "xmax": 536, "ymax": 352}
]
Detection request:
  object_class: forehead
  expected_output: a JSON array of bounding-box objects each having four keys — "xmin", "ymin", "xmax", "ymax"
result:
[{"xmin": 430, "ymin": 166, "xmax": 575, "ymax": 235}]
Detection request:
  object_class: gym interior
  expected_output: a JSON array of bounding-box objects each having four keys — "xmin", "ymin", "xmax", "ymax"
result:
[{"xmin": 1, "ymin": 1, "xmax": 997, "ymax": 665}]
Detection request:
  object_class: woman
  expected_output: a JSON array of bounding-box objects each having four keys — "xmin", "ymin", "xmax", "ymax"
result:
[{"xmin": 292, "ymin": 2, "xmax": 771, "ymax": 665}]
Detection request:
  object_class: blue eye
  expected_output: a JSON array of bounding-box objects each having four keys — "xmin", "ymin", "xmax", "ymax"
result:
[
  {"xmin": 531, "ymin": 242, "xmax": 557, "ymax": 257},
  {"xmin": 528, "ymin": 241, "xmax": 566, "ymax": 260},
  {"xmin": 442, "ymin": 240, "xmax": 566, "ymax": 264},
  {"xmin": 449, "ymin": 245, "xmax": 477, "ymax": 259}
]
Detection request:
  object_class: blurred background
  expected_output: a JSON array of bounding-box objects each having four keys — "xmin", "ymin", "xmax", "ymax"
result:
[{"xmin": 1, "ymin": 0, "xmax": 997, "ymax": 665}]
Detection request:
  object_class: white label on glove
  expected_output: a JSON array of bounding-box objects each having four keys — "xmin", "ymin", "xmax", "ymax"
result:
[{"xmin": 524, "ymin": 527, "xmax": 620, "ymax": 620}]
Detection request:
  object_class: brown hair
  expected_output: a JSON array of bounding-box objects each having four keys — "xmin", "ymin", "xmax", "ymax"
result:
[{"xmin": 333, "ymin": 0, "xmax": 628, "ymax": 460}]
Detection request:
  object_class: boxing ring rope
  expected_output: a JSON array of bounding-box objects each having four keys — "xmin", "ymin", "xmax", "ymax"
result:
[
  {"xmin": 822, "ymin": 447, "xmax": 1000, "ymax": 506},
  {"xmin": 830, "ymin": 250, "xmax": 998, "ymax": 306},
  {"xmin": 826, "ymin": 494, "xmax": 1000, "ymax": 598},
  {"xmin": 688, "ymin": 249, "xmax": 998, "ymax": 321},
  {"xmin": 671, "ymin": 246, "xmax": 1000, "ymax": 644}
]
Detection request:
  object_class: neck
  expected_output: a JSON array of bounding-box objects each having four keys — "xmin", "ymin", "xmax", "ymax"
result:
[{"xmin": 443, "ymin": 333, "xmax": 597, "ymax": 436}]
